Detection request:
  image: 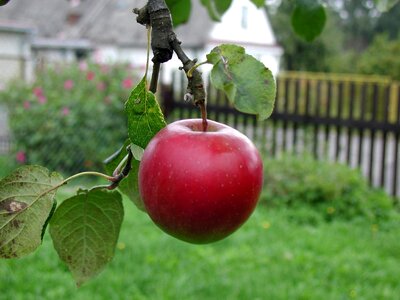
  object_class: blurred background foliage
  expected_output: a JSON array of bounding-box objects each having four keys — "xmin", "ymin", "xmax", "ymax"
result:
[
  {"xmin": 262, "ymin": 155, "xmax": 395, "ymax": 223},
  {"xmin": 268, "ymin": 0, "xmax": 400, "ymax": 80},
  {"xmin": 0, "ymin": 62, "xmax": 138, "ymax": 175}
]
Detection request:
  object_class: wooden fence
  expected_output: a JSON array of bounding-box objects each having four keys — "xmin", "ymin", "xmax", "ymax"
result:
[{"xmin": 163, "ymin": 71, "xmax": 400, "ymax": 197}]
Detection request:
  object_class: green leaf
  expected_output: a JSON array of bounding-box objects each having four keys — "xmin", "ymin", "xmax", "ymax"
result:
[
  {"xmin": 207, "ymin": 44, "xmax": 276, "ymax": 120},
  {"xmin": 104, "ymin": 140, "xmax": 145, "ymax": 211},
  {"xmin": 49, "ymin": 189, "xmax": 124, "ymax": 287},
  {"xmin": 250, "ymin": 0, "xmax": 265, "ymax": 8},
  {"xmin": 373, "ymin": 0, "xmax": 399, "ymax": 12},
  {"xmin": 166, "ymin": 0, "xmax": 191, "ymax": 26},
  {"xmin": 0, "ymin": 165, "xmax": 63, "ymax": 259},
  {"xmin": 41, "ymin": 199, "xmax": 57, "ymax": 241},
  {"xmin": 125, "ymin": 76, "xmax": 166, "ymax": 150},
  {"xmin": 200, "ymin": 0, "xmax": 233, "ymax": 21},
  {"xmin": 130, "ymin": 144, "xmax": 144, "ymax": 161},
  {"xmin": 291, "ymin": 0, "xmax": 326, "ymax": 42}
]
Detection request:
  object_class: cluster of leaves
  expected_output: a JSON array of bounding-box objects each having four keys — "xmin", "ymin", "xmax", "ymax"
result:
[
  {"xmin": 262, "ymin": 155, "xmax": 394, "ymax": 223},
  {"xmin": 167, "ymin": 0, "xmax": 265, "ymax": 26},
  {"xmin": 167, "ymin": 0, "xmax": 327, "ymax": 42},
  {"xmin": 0, "ymin": 43, "xmax": 276, "ymax": 286},
  {"xmin": 270, "ymin": 0, "xmax": 400, "ymax": 73},
  {"xmin": 0, "ymin": 62, "xmax": 137, "ymax": 174},
  {"xmin": 0, "ymin": 166, "xmax": 124, "ymax": 286},
  {"xmin": 169, "ymin": 0, "xmax": 397, "ymax": 48}
]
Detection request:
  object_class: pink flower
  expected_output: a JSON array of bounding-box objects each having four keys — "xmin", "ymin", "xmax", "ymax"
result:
[
  {"xmin": 86, "ymin": 71, "xmax": 95, "ymax": 81},
  {"xmin": 96, "ymin": 81, "xmax": 105, "ymax": 91},
  {"xmin": 33, "ymin": 87, "xmax": 43, "ymax": 97},
  {"xmin": 33, "ymin": 86, "xmax": 47, "ymax": 103},
  {"xmin": 64, "ymin": 79, "xmax": 74, "ymax": 90},
  {"xmin": 79, "ymin": 61, "xmax": 88, "ymax": 71},
  {"xmin": 23, "ymin": 101, "xmax": 31, "ymax": 110},
  {"xmin": 122, "ymin": 78, "xmax": 133, "ymax": 89},
  {"xmin": 15, "ymin": 151, "xmax": 26, "ymax": 164},
  {"xmin": 62, "ymin": 107, "xmax": 70, "ymax": 116},
  {"xmin": 37, "ymin": 95, "xmax": 47, "ymax": 104}
]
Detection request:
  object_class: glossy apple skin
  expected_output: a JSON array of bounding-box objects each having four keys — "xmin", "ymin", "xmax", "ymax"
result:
[{"xmin": 139, "ymin": 119, "xmax": 263, "ymax": 244}]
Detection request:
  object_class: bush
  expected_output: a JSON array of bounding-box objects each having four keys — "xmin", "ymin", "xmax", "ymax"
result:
[
  {"xmin": 0, "ymin": 155, "xmax": 17, "ymax": 179},
  {"xmin": 261, "ymin": 155, "xmax": 394, "ymax": 222},
  {"xmin": 0, "ymin": 62, "xmax": 139, "ymax": 175},
  {"xmin": 357, "ymin": 34, "xmax": 400, "ymax": 81}
]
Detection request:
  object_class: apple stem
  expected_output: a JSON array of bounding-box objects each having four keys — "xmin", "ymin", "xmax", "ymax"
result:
[{"xmin": 199, "ymin": 102, "xmax": 208, "ymax": 132}]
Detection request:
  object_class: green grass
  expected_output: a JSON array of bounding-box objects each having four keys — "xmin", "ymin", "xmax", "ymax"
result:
[{"xmin": 1, "ymin": 190, "xmax": 400, "ymax": 300}]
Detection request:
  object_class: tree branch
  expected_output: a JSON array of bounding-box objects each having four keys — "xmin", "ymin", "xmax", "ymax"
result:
[
  {"xmin": 149, "ymin": 62, "xmax": 160, "ymax": 93},
  {"xmin": 108, "ymin": 145, "xmax": 133, "ymax": 190},
  {"xmin": 133, "ymin": 0, "xmax": 207, "ymax": 129}
]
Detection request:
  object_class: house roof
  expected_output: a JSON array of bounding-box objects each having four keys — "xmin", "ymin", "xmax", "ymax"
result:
[
  {"xmin": 32, "ymin": 38, "xmax": 92, "ymax": 50},
  {"xmin": 0, "ymin": 20, "xmax": 35, "ymax": 33},
  {"xmin": 0, "ymin": 0, "xmax": 214, "ymax": 48}
]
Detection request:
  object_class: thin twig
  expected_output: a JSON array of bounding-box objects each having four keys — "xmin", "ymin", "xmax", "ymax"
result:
[
  {"xmin": 107, "ymin": 146, "xmax": 133, "ymax": 190},
  {"xmin": 150, "ymin": 62, "xmax": 161, "ymax": 93}
]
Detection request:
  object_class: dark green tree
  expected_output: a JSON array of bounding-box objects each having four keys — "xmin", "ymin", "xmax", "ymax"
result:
[
  {"xmin": 268, "ymin": 1, "xmax": 343, "ymax": 71},
  {"xmin": 358, "ymin": 34, "xmax": 400, "ymax": 80},
  {"xmin": 327, "ymin": 0, "xmax": 380, "ymax": 51},
  {"xmin": 375, "ymin": 2, "xmax": 400, "ymax": 39}
]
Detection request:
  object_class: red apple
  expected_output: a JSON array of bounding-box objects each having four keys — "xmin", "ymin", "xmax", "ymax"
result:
[{"xmin": 138, "ymin": 119, "xmax": 263, "ymax": 244}]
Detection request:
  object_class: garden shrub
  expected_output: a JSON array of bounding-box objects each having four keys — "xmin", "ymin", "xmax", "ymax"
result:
[
  {"xmin": 0, "ymin": 155, "xmax": 17, "ymax": 179},
  {"xmin": 261, "ymin": 155, "xmax": 394, "ymax": 221},
  {"xmin": 0, "ymin": 62, "xmax": 139, "ymax": 175}
]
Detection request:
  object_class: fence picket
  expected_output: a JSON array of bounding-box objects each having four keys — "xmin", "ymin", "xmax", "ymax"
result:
[
  {"xmin": 335, "ymin": 82, "xmax": 344, "ymax": 161},
  {"xmin": 369, "ymin": 84, "xmax": 379, "ymax": 184},
  {"xmin": 358, "ymin": 84, "xmax": 367, "ymax": 168},
  {"xmin": 292, "ymin": 79, "xmax": 300, "ymax": 154},
  {"xmin": 380, "ymin": 86, "xmax": 390, "ymax": 188},
  {"xmin": 324, "ymin": 81, "xmax": 332, "ymax": 157},
  {"xmin": 282, "ymin": 78, "xmax": 290, "ymax": 152},
  {"xmin": 313, "ymin": 81, "xmax": 322, "ymax": 159},
  {"xmin": 346, "ymin": 82, "xmax": 355, "ymax": 165}
]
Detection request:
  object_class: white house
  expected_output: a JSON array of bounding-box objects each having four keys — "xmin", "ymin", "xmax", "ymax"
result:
[
  {"xmin": 0, "ymin": 0, "xmax": 282, "ymax": 85},
  {"xmin": 0, "ymin": 22, "xmax": 34, "ymax": 85},
  {"xmin": 206, "ymin": 0, "xmax": 282, "ymax": 75},
  {"xmin": 93, "ymin": 0, "xmax": 283, "ymax": 81}
]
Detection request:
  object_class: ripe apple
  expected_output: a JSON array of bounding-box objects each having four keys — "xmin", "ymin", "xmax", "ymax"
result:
[{"xmin": 138, "ymin": 119, "xmax": 263, "ymax": 244}]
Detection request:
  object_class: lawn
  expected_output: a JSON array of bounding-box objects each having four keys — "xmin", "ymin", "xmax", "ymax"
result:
[{"xmin": 1, "ymin": 188, "xmax": 400, "ymax": 300}]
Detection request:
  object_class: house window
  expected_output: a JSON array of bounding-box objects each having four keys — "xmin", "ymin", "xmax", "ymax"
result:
[
  {"xmin": 241, "ymin": 6, "xmax": 248, "ymax": 29},
  {"xmin": 75, "ymin": 49, "xmax": 88, "ymax": 60}
]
